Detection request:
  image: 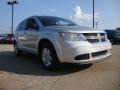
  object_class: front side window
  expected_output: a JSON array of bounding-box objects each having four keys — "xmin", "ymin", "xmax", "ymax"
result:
[
  {"xmin": 38, "ymin": 16, "xmax": 77, "ymax": 26},
  {"xmin": 26, "ymin": 18, "xmax": 39, "ymax": 30}
]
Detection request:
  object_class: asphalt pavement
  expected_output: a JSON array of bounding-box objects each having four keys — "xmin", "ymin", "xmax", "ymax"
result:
[{"xmin": 0, "ymin": 44, "xmax": 120, "ymax": 90}]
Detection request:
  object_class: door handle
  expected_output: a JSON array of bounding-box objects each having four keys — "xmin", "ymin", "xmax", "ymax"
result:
[
  {"xmin": 19, "ymin": 35, "xmax": 26, "ymax": 37},
  {"xmin": 19, "ymin": 35, "xmax": 27, "ymax": 40},
  {"xmin": 23, "ymin": 32, "xmax": 26, "ymax": 35}
]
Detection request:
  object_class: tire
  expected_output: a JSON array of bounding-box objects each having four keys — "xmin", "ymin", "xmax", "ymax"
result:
[
  {"xmin": 14, "ymin": 43, "xmax": 22, "ymax": 57},
  {"xmin": 39, "ymin": 42, "xmax": 59, "ymax": 70}
]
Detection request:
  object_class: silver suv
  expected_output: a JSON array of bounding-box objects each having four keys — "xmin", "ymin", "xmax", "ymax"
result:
[{"xmin": 14, "ymin": 16, "xmax": 111, "ymax": 70}]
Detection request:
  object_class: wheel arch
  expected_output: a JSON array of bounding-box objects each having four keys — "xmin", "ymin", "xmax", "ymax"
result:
[{"xmin": 38, "ymin": 39, "xmax": 57, "ymax": 54}]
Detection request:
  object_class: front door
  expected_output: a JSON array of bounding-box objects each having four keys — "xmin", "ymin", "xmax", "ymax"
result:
[{"xmin": 25, "ymin": 18, "xmax": 40, "ymax": 51}]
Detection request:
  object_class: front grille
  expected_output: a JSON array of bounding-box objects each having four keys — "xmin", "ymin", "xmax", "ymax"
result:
[
  {"xmin": 87, "ymin": 39, "xmax": 99, "ymax": 43},
  {"xmin": 83, "ymin": 33, "xmax": 97, "ymax": 36},
  {"xmin": 83, "ymin": 33, "xmax": 106, "ymax": 43},
  {"xmin": 92, "ymin": 50, "xmax": 107, "ymax": 57}
]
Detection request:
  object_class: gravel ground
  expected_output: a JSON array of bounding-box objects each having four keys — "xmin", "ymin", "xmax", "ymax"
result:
[{"xmin": 0, "ymin": 44, "xmax": 120, "ymax": 90}]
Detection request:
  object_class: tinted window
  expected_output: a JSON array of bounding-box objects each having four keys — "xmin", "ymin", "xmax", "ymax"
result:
[
  {"xmin": 26, "ymin": 18, "xmax": 39, "ymax": 30},
  {"xmin": 19, "ymin": 20, "xmax": 26, "ymax": 31},
  {"xmin": 38, "ymin": 16, "xmax": 77, "ymax": 26}
]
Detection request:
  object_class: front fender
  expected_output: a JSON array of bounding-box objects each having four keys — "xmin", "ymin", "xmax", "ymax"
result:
[{"xmin": 37, "ymin": 32, "xmax": 62, "ymax": 61}]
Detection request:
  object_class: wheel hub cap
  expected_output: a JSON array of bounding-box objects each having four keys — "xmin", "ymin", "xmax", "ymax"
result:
[{"xmin": 42, "ymin": 48, "xmax": 52, "ymax": 67}]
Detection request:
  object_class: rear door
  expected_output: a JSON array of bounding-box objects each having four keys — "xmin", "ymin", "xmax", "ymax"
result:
[{"xmin": 16, "ymin": 20, "xmax": 28, "ymax": 49}]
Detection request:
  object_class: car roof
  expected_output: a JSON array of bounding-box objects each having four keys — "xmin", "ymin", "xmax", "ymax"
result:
[{"xmin": 29, "ymin": 16, "xmax": 66, "ymax": 20}]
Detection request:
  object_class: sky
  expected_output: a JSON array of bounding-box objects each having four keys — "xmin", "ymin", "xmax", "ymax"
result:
[{"xmin": 0, "ymin": 0, "xmax": 120, "ymax": 33}]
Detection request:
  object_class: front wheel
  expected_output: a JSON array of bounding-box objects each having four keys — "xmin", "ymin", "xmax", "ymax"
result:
[{"xmin": 39, "ymin": 43, "xmax": 59, "ymax": 70}]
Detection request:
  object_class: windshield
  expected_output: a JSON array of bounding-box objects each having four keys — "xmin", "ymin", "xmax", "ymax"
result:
[{"xmin": 38, "ymin": 16, "xmax": 77, "ymax": 26}]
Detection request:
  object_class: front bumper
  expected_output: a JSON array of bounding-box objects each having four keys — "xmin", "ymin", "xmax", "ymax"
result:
[{"xmin": 58, "ymin": 40, "xmax": 111, "ymax": 64}]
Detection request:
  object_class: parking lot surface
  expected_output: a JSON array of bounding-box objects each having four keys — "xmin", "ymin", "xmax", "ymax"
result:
[{"xmin": 0, "ymin": 45, "xmax": 120, "ymax": 90}]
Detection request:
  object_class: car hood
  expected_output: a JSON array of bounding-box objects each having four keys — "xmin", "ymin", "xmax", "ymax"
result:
[{"xmin": 43, "ymin": 26, "xmax": 105, "ymax": 33}]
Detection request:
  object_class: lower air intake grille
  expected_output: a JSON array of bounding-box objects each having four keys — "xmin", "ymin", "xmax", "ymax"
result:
[
  {"xmin": 92, "ymin": 50, "xmax": 107, "ymax": 57},
  {"xmin": 75, "ymin": 54, "xmax": 89, "ymax": 60}
]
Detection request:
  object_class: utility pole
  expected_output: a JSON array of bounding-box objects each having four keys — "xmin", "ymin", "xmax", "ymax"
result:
[
  {"xmin": 93, "ymin": 0, "xmax": 95, "ymax": 28},
  {"xmin": 7, "ymin": 0, "xmax": 18, "ymax": 34}
]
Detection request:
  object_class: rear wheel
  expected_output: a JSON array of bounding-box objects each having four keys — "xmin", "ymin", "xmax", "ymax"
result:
[
  {"xmin": 39, "ymin": 42, "xmax": 59, "ymax": 70},
  {"xmin": 14, "ymin": 43, "xmax": 22, "ymax": 56}
]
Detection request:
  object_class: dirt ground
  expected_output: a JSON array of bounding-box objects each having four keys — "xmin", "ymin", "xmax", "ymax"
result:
[{"xmin": 0, "ymin": 44, "xmax": 120, "ymax": 90}]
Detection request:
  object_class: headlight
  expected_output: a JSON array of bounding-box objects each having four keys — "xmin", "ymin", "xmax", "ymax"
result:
[{"xmin": 59, "ymin": 32, "xmax": 86, "ymax": 41}]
